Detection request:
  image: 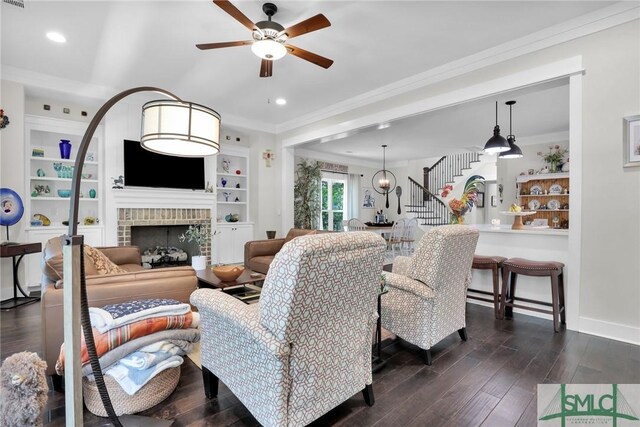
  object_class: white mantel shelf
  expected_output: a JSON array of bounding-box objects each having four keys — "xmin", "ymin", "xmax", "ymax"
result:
[{"xmin": 112, "ymin": 188, "xmax": 216, "ymax": 208}]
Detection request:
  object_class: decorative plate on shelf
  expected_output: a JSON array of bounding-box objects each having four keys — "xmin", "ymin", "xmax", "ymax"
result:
[
  {"xmin": 548, "ymin": 199, "xmax": 561, "ymax": 210},
  {"xmin": 528, "ymin": 199, "xmax": 540, "ymax": 210},
  {"xmin": 530, "ymin": 185, "xmax": 543, "ymax": 195},
  {"xmin": 549, "ymin": 184, "xmax": 562, "ymax": 194}
]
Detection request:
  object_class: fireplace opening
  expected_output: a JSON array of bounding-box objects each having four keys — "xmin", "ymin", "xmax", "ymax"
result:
[{"xmin": 131, "ymin": 225, "xmax": 200, "ymax": 269}]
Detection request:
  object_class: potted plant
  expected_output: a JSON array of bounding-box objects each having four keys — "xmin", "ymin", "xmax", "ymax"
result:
[
  {"xmin": 538, "ymin": 145, "xmax": 569, "ymax": 173},
  {"xmin": 178, "ymin": 224, "xmax": 212, "ymax": 270}
]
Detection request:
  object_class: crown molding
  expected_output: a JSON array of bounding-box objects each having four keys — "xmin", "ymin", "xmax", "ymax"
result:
[
  {"xmin": 2, "ymin": 65, "xmax": 277, "ymax": 134},
  {"xmin": 276, "ymin": 2, "xmax": 640, "ymax": 134},
  {"xmin": 294, "ymin": 148, "xmax": 380, "ymax": 170}
]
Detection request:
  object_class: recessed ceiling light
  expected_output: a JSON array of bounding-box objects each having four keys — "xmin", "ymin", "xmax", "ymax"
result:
[
  {"xmin": 377, "ymin": 123, "xmax": 390, "ymax": 130},
  {"xmin": 275, "ymin": 98, "xmax": 287, "ymax": 106},
  {"xmin": 46, "ymin": 32, "xmax": 66, "ymax": 43}
]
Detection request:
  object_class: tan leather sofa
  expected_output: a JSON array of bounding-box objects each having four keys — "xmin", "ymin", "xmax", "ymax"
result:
[
  {"xmin": 244, "ymin": 228, "xmax": 318, "ymax": 274},
  {"xmin": 40, "ymin": 236, "xmax": 198, "ymax": 384}
]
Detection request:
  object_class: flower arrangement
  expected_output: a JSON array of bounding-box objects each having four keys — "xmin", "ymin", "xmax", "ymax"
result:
[
  {"xmin": 538, "ymin": 145, "xmax": 568, "ymax": 172},
  {"xmin": 178, "ymin": 224, "xmax": 214, "ymax": 256}
]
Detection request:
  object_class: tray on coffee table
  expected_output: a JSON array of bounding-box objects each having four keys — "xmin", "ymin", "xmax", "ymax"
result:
[{"xmin": 221, "ymin": 283, "xmax": 262, "ymax": 304}]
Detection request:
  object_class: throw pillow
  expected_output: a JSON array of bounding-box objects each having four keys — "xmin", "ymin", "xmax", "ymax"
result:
[{"xmin": 84, "ymin": 245, "xmax": 127, "ymax": 275}]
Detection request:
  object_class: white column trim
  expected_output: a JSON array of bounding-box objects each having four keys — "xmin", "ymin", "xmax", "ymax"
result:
[{"xmin": 567, "ymin": 72, "xmax": 583, "ymax": 331}]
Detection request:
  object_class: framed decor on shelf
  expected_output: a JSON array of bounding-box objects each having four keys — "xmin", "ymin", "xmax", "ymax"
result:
[
  {"xmin": 490, "ymin": 195, "xmax": 498, "ymax": 207},
  {"xmin": 476, "ymin": 192, "xmax": 485, "ymax": 208},
  {"xmin": 623, "ymin": 115, "xmax": 640, "ymax": 168}
]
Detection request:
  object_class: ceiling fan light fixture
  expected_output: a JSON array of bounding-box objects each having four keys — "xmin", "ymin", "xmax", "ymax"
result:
[{"xmin": 251, "ymin": 39, "xmax": 287, "ymax": 60}]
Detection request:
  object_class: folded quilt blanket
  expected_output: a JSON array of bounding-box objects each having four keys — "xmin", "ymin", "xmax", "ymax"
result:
[
  {"xmin": 80, "ymin": 328, "xmax": 200, "ymax": 377},
  {"xmin": 90, "ymin": 299, "xmax": 191, "ymax": 333},
  {"xmin": 103, "ymin": 352, "xmax": 184, "ymax": 395},
  {"xmin": 56, "ymin": 312, "xmax": 200, "ymax": 375}
]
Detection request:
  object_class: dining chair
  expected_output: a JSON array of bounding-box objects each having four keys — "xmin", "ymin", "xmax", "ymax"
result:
[
  {"xmin": 385, "ymin": 219, "xmax": 405, "ymax": 258},
  {"xmin": 401, "ymin": 217, "xmax": 419, "ymax": 255},
  {"xmin": 347, "ymin": 218, "xmax": 367, "ymax": 231}
]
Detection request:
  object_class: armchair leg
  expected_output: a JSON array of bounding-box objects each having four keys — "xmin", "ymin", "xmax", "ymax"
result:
[
  {"xmin": 202, "ymin": 367, "xmax": 219, "ymax": 399},
  {"xmin": 422, "ymin": 349, "xmax": 433, "ymax": 365},
  {"xmin": 362, "ymin": 384, "xmax": 375, "ymax": 406},
  {"xmin": 458, "ymin": 327, "xmax": 468, "ymax": 341}
]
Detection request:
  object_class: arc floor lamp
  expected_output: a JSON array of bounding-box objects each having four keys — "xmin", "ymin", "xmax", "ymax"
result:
[{"xmin": 63, "ymin": 87, "xmax": 220, "ymax": 426}]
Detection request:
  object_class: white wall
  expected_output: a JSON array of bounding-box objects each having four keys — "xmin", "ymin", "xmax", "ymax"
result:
[
  {"xmin": 279, "ymin": 20, "xmax": 640, "ymax": 342},
  {"xmin": 0, "ymin": 80, "xmax": 26, "ymax": 299}
]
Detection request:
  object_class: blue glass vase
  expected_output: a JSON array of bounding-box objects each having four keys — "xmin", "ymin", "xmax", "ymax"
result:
[{"xmin": 59, "ymin": 139, "xmax": 72, "ymax": 159}]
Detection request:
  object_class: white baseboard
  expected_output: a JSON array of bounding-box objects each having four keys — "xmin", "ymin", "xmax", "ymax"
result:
[
  {"xmin": 578, "ymin": 316, "xmax": 640, "ymax": 346},
  {"xmin": 467, "ymin": 301, "xmax": 640, "ymax": 345}
]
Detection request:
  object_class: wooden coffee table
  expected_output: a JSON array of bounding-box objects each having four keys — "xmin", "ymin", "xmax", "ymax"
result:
[
  {"xmin": 196, "ymin": 267, "xmax": 265, "ymax": 289},
  {"xmin": 196, "ymin": 268, "xmax": 265, "ymax": 304}
]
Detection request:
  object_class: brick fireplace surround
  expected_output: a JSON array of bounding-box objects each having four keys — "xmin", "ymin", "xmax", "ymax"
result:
[{"xmin": 117, "ymin": 208, "xmax": 212, "ymax": 260}]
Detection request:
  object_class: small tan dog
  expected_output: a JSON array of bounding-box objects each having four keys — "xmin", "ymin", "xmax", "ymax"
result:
[{"xmin": 0, "ymin": 351, "xmax": 48, "ymax": 427}]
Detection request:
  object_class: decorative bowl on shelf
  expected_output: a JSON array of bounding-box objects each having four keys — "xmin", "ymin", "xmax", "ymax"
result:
[
  {"xmin": 211, "ymin": 264, "xmax": 245, "ymax": 282},
  {"xmin": 57, "ymin": 189, "xmax": 71, "ymax": 198}
]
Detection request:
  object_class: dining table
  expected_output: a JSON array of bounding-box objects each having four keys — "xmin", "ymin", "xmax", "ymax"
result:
[{"xmin": 364, "ymin": 225, "xmax": 394, "ymax": 236}]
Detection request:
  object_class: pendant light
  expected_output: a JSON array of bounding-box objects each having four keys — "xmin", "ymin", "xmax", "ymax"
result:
[
  {"xmin": 483, "ymin": 101, "xmax": 510, "ymax": 154},
  {"xmin": 372, "ymin": 144, "xmax": 396, "ymax": 208},
  {"xmin": 499, "ymin": 100, "xmax": 523, "ymax": 159}
]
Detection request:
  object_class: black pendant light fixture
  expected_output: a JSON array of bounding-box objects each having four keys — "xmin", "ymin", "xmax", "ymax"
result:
[
  {"xmin": 483, "ymin": 101, "xmax": 510, "ymax": 154},
  {"xmin": 372, "ymin": 144, "xmax": 396, "ymax": 208},
  {"xmin": 499, "ymin": 100, "xmax": 523, "ymax": 159}
]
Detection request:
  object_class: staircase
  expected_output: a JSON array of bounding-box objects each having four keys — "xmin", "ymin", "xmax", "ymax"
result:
[{"xmin": 406, "ymin": 152, "xmax": 482, "ymax": 225}]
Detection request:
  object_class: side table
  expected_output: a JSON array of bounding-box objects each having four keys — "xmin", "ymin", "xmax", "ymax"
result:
[
  {"xmin": 0, "ymin": 242, "xmax": 42, "ymax": 309},
  {"xmin": 372, "ymin": 286, "xmax": 388, "ymax": 373}
]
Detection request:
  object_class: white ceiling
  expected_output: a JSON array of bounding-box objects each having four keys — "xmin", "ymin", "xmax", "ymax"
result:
[{"xmin": 0, "ymin": 1, "xmax": 620, "ymax": 160}]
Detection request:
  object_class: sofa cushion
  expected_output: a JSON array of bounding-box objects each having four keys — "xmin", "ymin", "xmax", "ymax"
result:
[
  {"xmin": 284, "ymin": 228, "xmax": 316, "ymax": 243},
  {"xmin": 250, "ymin": 255, "xmax": 275, "ymax": 274},
  {"xmin": 42, "ymin": 237, "xmax": 101, "ymax": 282}
]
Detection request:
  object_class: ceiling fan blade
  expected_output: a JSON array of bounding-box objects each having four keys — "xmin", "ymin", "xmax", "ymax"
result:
[
  {"xmin": 281, "ymin": 14, "xmax": 330, "ymax": 39},
  {"xmin": 260, "ymin": 59, "xmax": 273, "ymax": 78},
  {"xmin": 196, "ymin": 40, "xmax": 252, "ymax": 50},
  {"xmin": 213, "ymin": 0, "xmax": 257, "ymax": 32},
  {"xmin": 286, "ymin": 44, "xmax": 333, "ymax": 69}
]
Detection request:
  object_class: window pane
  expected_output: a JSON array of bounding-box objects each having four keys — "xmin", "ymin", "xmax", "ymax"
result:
[
  {"xmin": 333, "ymin": 212, "xmax": 343, "ymax": 231},
  {"xmin": 322, "ymin": 181, "xmax": 328, "ymax": 210},
  {"xmin": 322, "ymin": 211, "xmax": 328, "ymax": 230},
  {"xmin": 332, "ymin": 182, "xmax": 344, "ymax": 210}
]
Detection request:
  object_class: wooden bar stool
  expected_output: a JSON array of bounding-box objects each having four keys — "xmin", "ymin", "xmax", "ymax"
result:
[
  {"xmin": 468, "ymin": 255, "xmax": 507, "ymax": 319},
  {"xmin": 500, "ymin": 258, "xmax": 566, "ymax": 332}
]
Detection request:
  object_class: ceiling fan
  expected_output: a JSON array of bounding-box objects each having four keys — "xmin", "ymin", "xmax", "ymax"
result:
[{"xmin": 197, "ymin": 0, "xmax": 333, "ymax": 77}]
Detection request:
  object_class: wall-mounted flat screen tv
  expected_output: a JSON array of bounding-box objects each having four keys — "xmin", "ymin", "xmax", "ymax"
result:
[{"xmin": 123, "ymin": 139, "xmax": 205, "ymax": 190}]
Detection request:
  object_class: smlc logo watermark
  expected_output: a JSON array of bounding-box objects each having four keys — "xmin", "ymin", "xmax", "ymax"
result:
[{"xmin": 538, "ymin": 384, "xmax": 640, "ymax": 426}]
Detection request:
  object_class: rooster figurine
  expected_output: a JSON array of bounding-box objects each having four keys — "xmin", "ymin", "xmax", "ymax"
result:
[{"xmin": 440, "ymin": 175, "xmax": 485, "ymax": 224}]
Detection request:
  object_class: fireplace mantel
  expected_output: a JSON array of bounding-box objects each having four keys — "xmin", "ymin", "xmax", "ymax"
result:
[{"xmin": 112, "ymin": 188, "xmax": 215, "ymax": 209}]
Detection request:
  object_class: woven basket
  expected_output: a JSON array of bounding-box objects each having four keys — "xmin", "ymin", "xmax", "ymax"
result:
[{"xmin": 83, "ymin": 366, "xmax": 180, "ymax": 417}]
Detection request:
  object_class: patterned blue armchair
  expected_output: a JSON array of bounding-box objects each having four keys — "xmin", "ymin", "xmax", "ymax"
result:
[
  {"xmin": 191, "ymin": 231, "xmax": 386, "ymax": 427},
  {"xmin": 381, "ymin": 225, "xmax": 479, "ymax": 365}
]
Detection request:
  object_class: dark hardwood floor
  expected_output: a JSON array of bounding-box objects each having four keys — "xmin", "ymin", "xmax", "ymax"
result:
[{"xmin": 2, "ymin": 301, "xmax": 638, "ymax": 426}]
